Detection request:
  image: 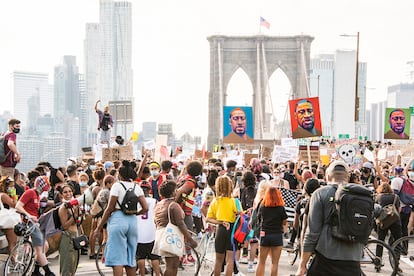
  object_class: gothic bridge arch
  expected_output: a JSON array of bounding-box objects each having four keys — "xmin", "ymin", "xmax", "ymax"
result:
[{"xmin": 207, "ymin": 35, "xmax": 314, "ymax": 149}]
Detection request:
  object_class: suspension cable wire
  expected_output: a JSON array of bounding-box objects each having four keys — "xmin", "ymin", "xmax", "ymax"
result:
[{"xmin": 301, "ymin": 42, "xmax": 311, "ymax": 98}]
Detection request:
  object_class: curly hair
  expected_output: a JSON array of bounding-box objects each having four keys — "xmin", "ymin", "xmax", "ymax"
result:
[
  {"xmin": 159, "ymin": 180, "xmax": 177, "ymax": 198},
  {"xmin": 119, "ymin": 160, "xmax": 137, "ymax": 181},
  {"xmin": 242, "ymin": 171, "xmax": 256, "ymax": 188},
  {"xmin": 92, "ymin": 168, "xmax": 106, "ymax": 182},
  {"xmin": 215, "ymin": 175, "xmax": 233, "ymax": 198},
  {"xmin": 186, "ymin": 161, "xmax": 203, "ymax": 177}
]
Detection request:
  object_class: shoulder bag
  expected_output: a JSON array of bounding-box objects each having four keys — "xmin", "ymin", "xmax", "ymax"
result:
[
  {"xmin": 0, "ymin": 197, "xmax": 21, "ymax": 229},
  {"xmin": 376, "ymin": 195, "xmax": 400, "ymax": 230},
  {"xmin": 158, "ymin": 202, "xmax": 185, "ymax": 257}
]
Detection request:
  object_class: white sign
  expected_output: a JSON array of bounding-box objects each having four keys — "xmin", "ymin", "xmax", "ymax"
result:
[{"xmin": 272, "ymin": 145, "xmax": 299, "ymax": 163}]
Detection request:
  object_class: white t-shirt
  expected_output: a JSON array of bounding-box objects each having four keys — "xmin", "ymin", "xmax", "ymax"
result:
[
  {"xmin": 110, "ymin": 181, "xmax": 144, "ymax": 210},
  {"xmin": 137, "ymin": 197, "xmax": 157, "ymax": 243},
  {"xmin": 391, "ymin": 176, "xmax": 406, "ymax": 207}
]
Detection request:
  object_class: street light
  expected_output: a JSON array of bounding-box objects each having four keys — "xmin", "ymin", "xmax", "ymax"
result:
[{"xmin": 340, "ymin": 32, "xmax": 360, "ymax": 122}]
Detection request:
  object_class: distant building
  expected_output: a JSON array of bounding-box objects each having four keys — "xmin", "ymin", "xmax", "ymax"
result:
[
  {"xmin": 13, "ymin": 71, "xmax": 49, "ymax": 130},
  {"xmin": 309, "ymin": 50, "xmax": 367, "ymax": 139},
  {"xmin": 85, "ymin": 0, "xmax": 133, "ymax": 142},
  {"xmin": 367, "ymin": 101, "xmax": 386, "ymax": 141}
]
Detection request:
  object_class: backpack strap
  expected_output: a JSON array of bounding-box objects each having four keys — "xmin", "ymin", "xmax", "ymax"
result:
[{"xmin": 116, "ymin": 181, "xmax": 128, "ymax": 209}]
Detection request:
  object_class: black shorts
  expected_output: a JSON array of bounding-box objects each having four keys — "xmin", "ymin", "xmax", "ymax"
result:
[
  {"xmin": 259, "ymin": 232, "xmax": 283, "ymax": 247},
  {"xmin": 136, "ymin": 241, "xmax": 161, "ymax": 260},
  {"xmin": 215, "ymin": 224, "xmax": 242, "ymax": 254}
]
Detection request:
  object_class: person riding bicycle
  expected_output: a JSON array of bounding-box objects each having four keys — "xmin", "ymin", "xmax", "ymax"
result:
[{"xmin": 15, "ymin": 175, "xmax": 56, "ymax": 276}]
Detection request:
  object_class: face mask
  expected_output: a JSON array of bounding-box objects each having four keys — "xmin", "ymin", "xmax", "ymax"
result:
[
  {"xmin": 273, "ymin": 175, "xmax": 280, "ymax": 181},
  {"xmin": 12, "ymin": 127, "xmax": 20, "ymax": 134},
  {"xmin": 408, "ymin": 172, "xmax": 414, "ymax": 180},
  {"xmin": 151, "ymin": 170, "xmax": 159, "ymax": 177},
  {"xmin": 317, "ymin": 174, "xmax": 324, "ymax": 179},
  {"xmin": 89, "ymin": 165, "xmax": 96, "ymax": 171},
  {"xmin": 46, "ymin": 171, "xmax": 51, "ymax": 177},
  {"xmin": 79, "ymin": 181, "xmax": 87, "ymax": 187}
]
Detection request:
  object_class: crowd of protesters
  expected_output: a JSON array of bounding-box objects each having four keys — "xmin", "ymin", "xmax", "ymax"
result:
[{"xmin": 0, "ymin": 119, "xmax": 413, "ymax": 276}]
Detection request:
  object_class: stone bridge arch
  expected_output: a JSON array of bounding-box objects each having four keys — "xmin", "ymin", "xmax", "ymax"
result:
[{"xmin": 207, "ymin": 35, "xmax": 314, "ymax": 149}]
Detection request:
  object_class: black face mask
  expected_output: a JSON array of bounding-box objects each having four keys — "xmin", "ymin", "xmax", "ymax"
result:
[
  {"xmin": 317, "ymin": 174, "xmax": 324, "ymax": 179},
  {"xmin": 12, "ymin": 127, "xmax": 20, "ymax": 134}
]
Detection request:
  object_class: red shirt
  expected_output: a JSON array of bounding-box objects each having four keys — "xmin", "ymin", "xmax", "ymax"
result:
[
  {"xmin": 19, "ymin": 189, "xmax": 40, "ymax": 218},
  {"xmin": 2, "ymin": 132, "xmax": 17, "ymax": 167}
]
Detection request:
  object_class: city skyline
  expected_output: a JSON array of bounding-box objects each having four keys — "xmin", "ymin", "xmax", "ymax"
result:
[{"xmin": 2, "ymin": 0, "xmax": 414, "ymax": 141}]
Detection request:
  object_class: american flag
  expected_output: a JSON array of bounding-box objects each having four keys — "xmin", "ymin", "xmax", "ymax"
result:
[
  {"xmin": 278, "ymin": 187, "xmax": 302, "ymax": 222},
  {"xmin": 260, "ymin": 17, "xmax": 270, "ymax": 29}
]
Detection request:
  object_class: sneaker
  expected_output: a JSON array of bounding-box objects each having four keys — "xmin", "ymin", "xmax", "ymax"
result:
[
  {"xmin": 182, "ymin": 255, "xmax": 195, "ymax": 266},
  {"xmin": 248, "ymin": 263, "xmax": 255, "ymax": 273},
  {"xmin": 186, "ymin": 254, "xmax": 196, "ymax": 263},
  {"xmin": 239, "ymin": 255, "xmax": 248, "ymax": 264}
]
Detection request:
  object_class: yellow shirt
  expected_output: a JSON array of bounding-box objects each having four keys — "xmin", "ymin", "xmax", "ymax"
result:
[{"xmin": 207, "ymin": 197, "xmax": 238, "ymax": 223}]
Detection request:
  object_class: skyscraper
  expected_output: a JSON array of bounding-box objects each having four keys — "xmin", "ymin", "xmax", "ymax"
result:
[
  {"xmin": 13, "ymin": 71, "xmax": 49, "ymax": 131},
  {"xmin": 309, "ymin": 50, "xmax": 367, "ymax": 139},
  {"xmin": 98, "ymin": 0, "xmax": 133, "ymax": 104},
  {"xmin": 85, "ymin": 0, "xmax": 133, "ymax": 143}
]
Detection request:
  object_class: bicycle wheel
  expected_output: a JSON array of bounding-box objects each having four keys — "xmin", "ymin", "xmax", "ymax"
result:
[
  {"xmin": 391, "ymin": 235, "xmax": 414, "ymax": 275},
  {"xmin": 4, "ymin": 240, "xmax": 34, "ymax": 276},
  {"xmin": 96, "ymin": 243, "xmax": 111, "ymax": 276},
  {"xmin": 361, "ymin": 239, "xmax": 398, "ymax": 276}
]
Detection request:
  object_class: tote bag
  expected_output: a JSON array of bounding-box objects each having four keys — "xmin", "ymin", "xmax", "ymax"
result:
[
  {"xmin": 0, "ymin": 197, "xmax": 21, "ymax": 229},
  {"xmin": 158, "ymin": 203, "xmax": 185, "ymax": 257}
]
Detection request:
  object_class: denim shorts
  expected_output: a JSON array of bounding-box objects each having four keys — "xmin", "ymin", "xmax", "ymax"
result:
[
  {"xmin": 259, "ymin": 232, "xmax": 283, "ymax": 247},
  {"xmin": 31, "ymin": 225, "xmax": 44, "ymax": 247}
]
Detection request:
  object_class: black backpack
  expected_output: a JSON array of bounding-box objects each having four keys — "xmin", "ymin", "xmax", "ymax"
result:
[
  {"xmin": 117, "ymin": 182, "xmax": 139, "ymax": 215},
  {"xmin": 0, "ymin": 134, "xmax": 10, "ymax": 164},
  {"xmin": 52, "ymin": 207, "xmax": 62, "ymax": 230},
  {"xmin": 329, "ymin": 183, "xmax": 374, "ymax": 243}
]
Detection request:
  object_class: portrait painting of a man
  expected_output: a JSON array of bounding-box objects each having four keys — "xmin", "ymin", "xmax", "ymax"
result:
[
  {"xmin": 289, "ymin": 97, "xmax": 322, "ymax": 139},
  {"xmin": 223, "ymin": 106, "xmax": 254, "ymax": 144}
]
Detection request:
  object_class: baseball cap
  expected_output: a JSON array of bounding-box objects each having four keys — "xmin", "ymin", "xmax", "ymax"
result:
[
  {"xmin": 34, "ymin": 176, "xmax": 50, "ymax": 192},
  {"xmin": 326, "ymin": 160, "xmax": 349, "ymax": 176}
]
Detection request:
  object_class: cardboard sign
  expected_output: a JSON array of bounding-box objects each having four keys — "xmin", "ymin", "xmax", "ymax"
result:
[
  {"xmin": 298, "ymin": 145, "xmax": 319, "ymax": 163},
  {"xmin": 244, "ymin": 153, "xmax": 259, "ymax": 168},
  {"xmin": 101, "ymin": 145, "xmax": 133, "ymax": 162}
]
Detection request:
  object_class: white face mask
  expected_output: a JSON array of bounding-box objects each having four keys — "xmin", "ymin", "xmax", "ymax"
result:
[
  {"xmin": 274, "ymin": 175, "xmax": 280, "ymax": 181},
  {"xmin": 408, "ymin": 171, "xmax": 414, "ymax": 180}
]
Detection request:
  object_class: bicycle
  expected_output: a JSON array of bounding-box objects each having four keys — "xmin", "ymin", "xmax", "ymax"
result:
[
  {"xmin": 192, "ymin": 230, "xmax": 215, "ymax": 276},
  {"xmin": 3, "ymin": 215, "xmax": 36, "ymax": 276},
  {"xmin": 391, "ymin": 234, "xmax": 414, "ymax": 275},
  {"xmin": 95, "ymin": 242, "xmax": 111, "ymax": 276},
  {"xmin": 360, "ymin": 238, "xmax": 398, "ymax": 276}
]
